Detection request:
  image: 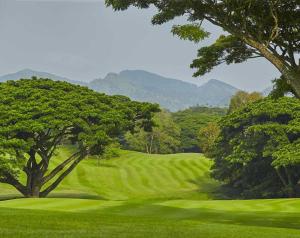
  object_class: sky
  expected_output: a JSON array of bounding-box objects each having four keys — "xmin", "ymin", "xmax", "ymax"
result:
[{"xmin": 0, "ymin": 0, "xmax": 280, "ymax": 91}]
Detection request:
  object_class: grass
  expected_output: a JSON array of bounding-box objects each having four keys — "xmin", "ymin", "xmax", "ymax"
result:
[{"xmin": 0, "ymin": 149, "xmax": 300, "ymax": 237}]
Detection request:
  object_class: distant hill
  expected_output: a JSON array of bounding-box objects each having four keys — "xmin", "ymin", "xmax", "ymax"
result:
[
  {"xmin": 0, "ymin": 69, "xmax": 86, "ymax": 86},
  {"xmin": 89, "ymin": 70, "xmax": 239, "ymax": 111},
  {"xmin": 0, "ymin": 69, "xmax": 239, "ymax": 111}
]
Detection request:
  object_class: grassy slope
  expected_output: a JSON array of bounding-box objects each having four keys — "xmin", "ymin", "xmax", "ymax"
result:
[
  {"xmin": 52, "ymin": 149, "xmax": 218, "ymax": 200},
  {"xmin": 0, "ymin": 149, "xmax": 300, "ymax": 237}
]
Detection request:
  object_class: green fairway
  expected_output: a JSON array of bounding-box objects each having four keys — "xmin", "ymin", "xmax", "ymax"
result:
[
  {"xmin": 0, "ymin": 150, "xmax": 300, "ymax": 237},
  {"xmin": 0, "ymin": 149, "xmax": 218, "ymax": 201}
]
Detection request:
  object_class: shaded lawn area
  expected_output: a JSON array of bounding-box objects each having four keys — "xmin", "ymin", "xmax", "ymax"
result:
[{"xmin": 0, "ymin": 198, "xmax": 300, "ymax": 238}]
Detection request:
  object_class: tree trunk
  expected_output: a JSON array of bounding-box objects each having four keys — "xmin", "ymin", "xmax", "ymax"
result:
[
  {"xmin": 242, "ymin": 38, "xmax": 300, "ymax": 98},
  {"xmin": 25, "ymin": 184, "xmax": 41, "ymax": 198},
  {"xmin": 285, "ymin": 69, "xmax": 300, "ymax": 98},
  {"xmin": 284, "ymin": 167, "xmax": 296, "ymax": 198},
  {"xmin": 149, "ymin": 134, "xmax": 154, "ymax": 154},
  {"xmin": 24, "ymin": 171, "xmax": 42, "ymax": 198},
  {"xmin": 0, "ymin": 150, "xmax": 86, "ymax": 198}
]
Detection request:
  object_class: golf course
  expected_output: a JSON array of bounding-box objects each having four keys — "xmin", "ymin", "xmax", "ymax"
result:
[
  {"xmin": 0, "ymin": 149, "xmax": 299, "ymax": 238},
  {"xmin": 0, "ymin": 1, "xmax": 299, "ymax": 237}
]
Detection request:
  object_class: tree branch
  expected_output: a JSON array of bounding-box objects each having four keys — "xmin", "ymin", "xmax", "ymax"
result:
[
  {"xmin": 40, "ymin": 155, "xmax": 85, "ymax": 197},
  {"xmin": 41, "ymin": 151, "xmax": 81, "ymax": 185},
  {"xmin": 0, "ymin": 173, "xmax": 26, "ymax": 195}
]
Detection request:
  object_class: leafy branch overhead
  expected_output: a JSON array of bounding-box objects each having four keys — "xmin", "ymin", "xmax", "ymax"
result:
[
  {"xmin": 106, "ymin": 0, "xmax": 300, "ymax": 97},
  {"xmin": 191, "ymin": 35, "xmax": 260, "ymax": 77},
  {"xmin": 171, "ymin": 24, "xmax": 210, "ymax": 43}
]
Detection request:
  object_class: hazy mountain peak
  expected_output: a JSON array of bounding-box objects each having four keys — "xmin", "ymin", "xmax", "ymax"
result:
[
  {"xmin": 18, "ymin": 68, "xmax": 35, "ymax": 74},
  {"xmin": 0, "ymin": 69, "xmax": 240, "ymax": 111},
  {"xmin": 119, "ymin": 69, "xmax": 159, "ymax": 79},
  {"xmin": 120, "ymin": 69, "xmax": 152, "ymax": 75},
  {"xmin": 0, "ymin": 69, "xmax": 87, "ymax": 86},
  {"xmin": 205, "ymin": 79, "xmax": 237, "ymax": 88},
  {"xmin": 90, "ymin": 70, "xmax": 239, "ymax": 111},
  {"xmin": 104, "ymin": 72, "xmax": 119, "ymax": 80}
]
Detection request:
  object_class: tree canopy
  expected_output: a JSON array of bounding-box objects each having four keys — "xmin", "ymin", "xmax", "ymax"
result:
[
  {"xmin": 0, "ymin": 78, "xmax": 159, "ymax": 197},
  {"xmin": 125, "ymin": 110, "xmax": 180, "ymax": 154},
  {"xmin": 198, "ymin": 122, "xmax": 220, "ymax": 157},
  {"xmin": 228, "ymin": 91, "xmax": 263, "ymax": 114},
  {"xmin": 106, "ymin": 0, "xmax": 300, "ymax": 97},
  {"xmin": 172, "ymin": 106, "xmax": 226, "ymax": 152},
  {"xmin": 212, "ymin": 97, "xmax": 300, "ymax": 198}
]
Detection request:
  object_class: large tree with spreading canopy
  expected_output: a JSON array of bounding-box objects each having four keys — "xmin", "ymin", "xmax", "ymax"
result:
[
  {"xmin": 212, "ymin": 97, "xmax": 300, "ymax": 198},
  {"xmin": 106, "ymin": 0, "xmax": 300, "ymax": 97},
  {"xmin": 0, "ymin": 78, "xmax": 159, "ymax": 197}
]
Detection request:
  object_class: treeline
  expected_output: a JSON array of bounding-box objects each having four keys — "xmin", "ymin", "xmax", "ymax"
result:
[
  {"xmin": 123, "ymin": 91, "xmax": 262, "ymax": 155},
  {"xmin": 123, "ymin": 106, "xmax": 226, "ymax": 154},
  {"xmin": 173, "ymin": 106, "xmax": 226, "ymax": 152}
]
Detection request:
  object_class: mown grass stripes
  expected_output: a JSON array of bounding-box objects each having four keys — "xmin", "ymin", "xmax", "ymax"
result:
[{"xmin": 1, "ymin": 149, "xmax": 300, "ymax": 237}]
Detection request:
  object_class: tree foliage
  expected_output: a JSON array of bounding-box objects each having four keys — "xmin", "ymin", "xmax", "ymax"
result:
[
  {"xmin": 212, "ymin": 97, "xmax": 300, "ymax": 198},
  {"xmin": 198, "ymin": 122, "xmax": 220, "ymax": 157},
  {"xmin": 171, "ymin": 24, "xmax": 209, "ymax": 43},
  {"xmin": 172, "ymin": 106, "xmax": 226, "ymax": 152},
  {"xmin": 228, "ymin": 91, "xmax": 263, "ymax": 114},
  {"xmin": 106, "ymin": 0, "xmax": 300, "ymax": 97},
  {"xmin": 0, "ymin": 78, "xmax": 158, "ymax": 197},
  {"xmin": 125, "ymin": 110, "xmax": 180, "ymax": 154}
]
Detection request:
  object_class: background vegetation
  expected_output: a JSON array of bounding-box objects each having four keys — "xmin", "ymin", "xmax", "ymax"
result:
[
  {"xmin": 124, "ymin": 111, "xmax": 181, "ymax": 154},
  {"xmin": 172, "ymin": 107, "xmax": 226, "ymax": 152},
  {"xmin": 213, "ymin": 97, "xmax": 300, "ymax": 198}
]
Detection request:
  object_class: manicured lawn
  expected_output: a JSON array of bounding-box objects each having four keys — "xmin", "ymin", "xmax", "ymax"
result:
[{"xmin": 0, "ymin": 150, "xmax": 299, "ymax": 237}]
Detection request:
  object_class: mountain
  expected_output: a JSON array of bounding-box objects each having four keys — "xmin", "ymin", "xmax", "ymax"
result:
[
  {"xmin": 0, "ymin": 69, "xmax": 87, "ymax": 86},
  {"xmin": 196, "ymin": 79, "xmax": 239, "ymax": 107},
  {"xmin": 0, "ymin": 69, "xmax": 239, "ymax": 111},
  {"xmin": 89, "ymin": 70, "xmax": 239, "ymax": 111}
]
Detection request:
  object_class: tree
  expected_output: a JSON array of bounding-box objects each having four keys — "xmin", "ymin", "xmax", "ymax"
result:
[
  {"xmin": 94, "ymin": 142, "xmax": 121, "ymax": 167},
  {"xmin": 172, "ymin": 106, "xmax": 226, "ymax": 152},
  {"xmin": 198, "ymin": 122, "xmax": 220, "ymax": 157},
  {"xmin": 125, "ymin": 110, "xmax": 181, "ymax": 154},
  {"xmin": 106, "ymin": 1, "xmax": 300, "ymax": 97},
  {"xmin": 0, "ymin": 78, "xmax": 158, "ymax": 197},
  {"xmin": 228, "ymin": 91, "xmax": 263, "ymax": 114},
  {"xmin": 212, "ymin": 97, "xmax": 300, "ymax": 198}
]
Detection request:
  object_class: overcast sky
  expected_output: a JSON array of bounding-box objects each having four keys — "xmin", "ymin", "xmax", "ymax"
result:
[{"xmin": 0, "ymin": 0, "xmax": 279, "ymax": 91}]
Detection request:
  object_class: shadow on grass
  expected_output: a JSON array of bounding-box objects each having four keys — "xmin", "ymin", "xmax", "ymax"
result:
[
  {"xmin": 96, "ymin": 163, "xmax": 118, "ymax": 168},
  {"xmin": 1, "ymin": 192, "xmax": 300, "ymax": 231},
  {"xmin": 0, "ymin": 192, "xmax": 105, "ymax": 201},
  {"xmin": 48, "ymin": 193, "xmax": 105, "ymax": 200},
  {"xmin": 187, "ymin": 171, "xmax": 241, "ymax": 200},
  {"xmin": 0, "ymin": 194, "xmax": 22, "ymax": 201},
  {"xmin": 98, "ymin": 202, "xmax": 300, "ymax": 230}
]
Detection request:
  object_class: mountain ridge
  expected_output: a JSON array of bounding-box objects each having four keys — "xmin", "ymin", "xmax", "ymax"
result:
[
  {"xmin": 0, "ymin": 69, "xmax": 87, "ymax": 86},
  {"xmin": 0, "ymin": 69, "xmax": 241, "ymax": 111}
]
